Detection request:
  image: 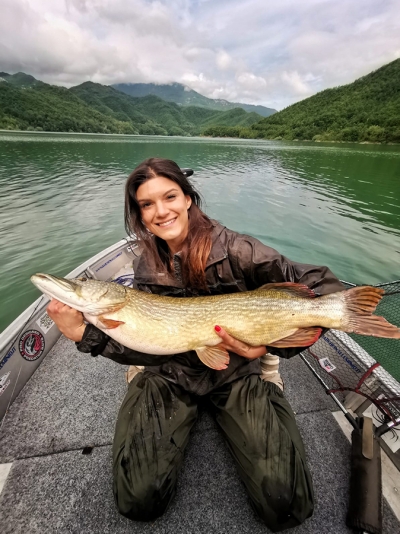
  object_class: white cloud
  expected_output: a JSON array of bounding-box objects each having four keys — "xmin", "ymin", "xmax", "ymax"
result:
[
  {"xmin": 216, "ymin": 50, "xmax": 233, "ymax": 71},
  {"xmin": 281, "ymin": 71, "xmax": 312, "ymax": 97},
  {"xmin": 236, "ymin": 73, "xmax": 267, "ymax": 91},
  {"xmin": 0, "ymin": 0, "xmax": 399, "ymax": 109}
]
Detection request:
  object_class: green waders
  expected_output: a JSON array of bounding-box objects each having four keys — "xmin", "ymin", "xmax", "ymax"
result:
[{"xmin": 112, "ymin": 372, "xmax": 314, "ymax": 532}]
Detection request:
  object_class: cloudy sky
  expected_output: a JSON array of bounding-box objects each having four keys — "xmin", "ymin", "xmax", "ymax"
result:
[{"xmin": 1, "ymin": 0, "xmax": 400, "ymax": 110}]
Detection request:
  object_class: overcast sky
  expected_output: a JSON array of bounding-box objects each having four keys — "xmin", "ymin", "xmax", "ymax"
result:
[{"xmin": 1, "ymin": 0, "xmax": 399, "ymax": 110}]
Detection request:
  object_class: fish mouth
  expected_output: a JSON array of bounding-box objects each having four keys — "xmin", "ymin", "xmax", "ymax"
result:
[
  {"xmin": 31, "ymin": 274, "xmax": 127, "ymax": 315},
  {"xmin": 31, "ymin": 273, "xmax": 79, "ymax": 297}
]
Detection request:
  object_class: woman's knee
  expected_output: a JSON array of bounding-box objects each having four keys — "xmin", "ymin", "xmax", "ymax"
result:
[
  {"xmin": 250, "ymin": 471, "xmax": 314, "ymax": 532},
  {"xmin": 254, "ymin": 504, "xmax": 313, "ymax": 533},
  {"xmin": 114, "ymin": 481, "xmax": 175, "ymax": 522}
]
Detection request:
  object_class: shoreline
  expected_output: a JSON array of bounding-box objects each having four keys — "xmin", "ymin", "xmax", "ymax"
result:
[{"xmin": 1, "ymin": 129, "xmax": 399, "ymax": 147}]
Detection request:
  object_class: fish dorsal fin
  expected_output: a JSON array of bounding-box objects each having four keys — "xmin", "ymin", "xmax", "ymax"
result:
[
  {"xmin": 256, "ymin": 282, "xmax": 316, "ymax": 298},
  {"xmin": 268, "ymin": 327, "xmax": 322, "ymax": 348},
  {"xmin": 195, "ymin": 346, "xmax": 230, "ymax": 370}
]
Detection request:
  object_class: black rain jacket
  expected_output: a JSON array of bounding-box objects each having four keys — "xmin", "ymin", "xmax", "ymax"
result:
[{"xmin": 77, "ymin": 221, "xmax": 344, "ymax": 395}]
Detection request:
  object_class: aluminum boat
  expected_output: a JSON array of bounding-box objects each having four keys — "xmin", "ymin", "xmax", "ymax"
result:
[{"xmin": 0, "ymin": 239, "xmax": 399, "ymax": 534}]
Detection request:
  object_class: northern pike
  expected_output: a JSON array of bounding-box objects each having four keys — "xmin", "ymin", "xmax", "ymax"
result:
[{"xmin": 31, "ymin": 274, "xmax": 400, "ymax": 370}]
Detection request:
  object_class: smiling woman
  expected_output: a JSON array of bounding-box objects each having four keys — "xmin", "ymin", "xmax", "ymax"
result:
[
  {"xmin": 136, "ymin": 177, "xmax": 192, "ymax": 252},
  {"xmin": 46, "ymin": 156, "xmax": 346, "ymax": 531},
  {"xmin": 125, "ymin": 158, "xmax": 214, "ymax": 290}
]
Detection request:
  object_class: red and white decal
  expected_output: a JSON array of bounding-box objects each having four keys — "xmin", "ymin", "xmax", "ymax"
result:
[
  {"xmin": 318, "ymin": 357, "xmax": 336, "ymax": 373},
  {"xmin": 19, "ymin": 330, "xmax": 45, "ymax": 361}
]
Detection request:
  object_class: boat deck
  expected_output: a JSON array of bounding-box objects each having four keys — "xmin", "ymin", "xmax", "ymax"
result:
[{"xmin": 0, "ymin": 335, "xmax": 399, "ymax": 533}]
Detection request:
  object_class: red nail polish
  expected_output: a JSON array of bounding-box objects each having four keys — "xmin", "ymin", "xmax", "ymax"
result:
[{"xmin": 215, "ymin": 325, "xmax": 221, "ymax": 332}]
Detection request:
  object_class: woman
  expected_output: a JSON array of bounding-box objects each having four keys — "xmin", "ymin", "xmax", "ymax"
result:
[{"xmin": 47, "ymin": 158, "xmax": 344, "ymax": 532}]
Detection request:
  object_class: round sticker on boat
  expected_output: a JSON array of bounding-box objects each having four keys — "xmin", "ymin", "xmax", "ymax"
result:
[{"xmin": 19, "ymin": 330, "xmax": 45, "ymax": 361}]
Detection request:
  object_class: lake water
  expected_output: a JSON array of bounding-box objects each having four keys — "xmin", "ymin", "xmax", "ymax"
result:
[{"xmin": 1, "ymin": 132, "xmax": 400, "ymax": 333}]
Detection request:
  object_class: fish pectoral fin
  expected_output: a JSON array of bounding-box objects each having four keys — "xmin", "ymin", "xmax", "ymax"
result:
[
  {"xmin": 268, "ymin": 327, "xmax": 322, "ymax": 348},
  {"xmin": 195, "ymin": 346, "xmax": 230, "ymax": 370},
  {"xmin": 97, "ymin": 316, "xmax": 125, "ymax": 329}
]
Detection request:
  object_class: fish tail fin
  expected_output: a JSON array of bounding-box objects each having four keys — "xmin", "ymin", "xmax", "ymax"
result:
[
  {"xmin": 342, "ymin": 286, "xmax": 400, "ymax": 338},
  {"xmin": 195, "ymin": 346, "xmax": 230, "ymax": 370}
]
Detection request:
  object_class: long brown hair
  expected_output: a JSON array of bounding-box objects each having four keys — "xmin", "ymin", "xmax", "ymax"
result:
[{"xmin": 125, "ymin": 158, "xmax": 213, "ymax": 291}]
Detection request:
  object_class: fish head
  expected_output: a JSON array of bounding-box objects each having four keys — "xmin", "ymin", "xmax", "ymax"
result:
[{"xmin": 31, "ymin": 274, "xmax": 127, "ymax": 315}]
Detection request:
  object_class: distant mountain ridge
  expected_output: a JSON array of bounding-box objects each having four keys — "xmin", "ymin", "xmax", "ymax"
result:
[
  {"xmin": 3, "ymin": 61, "xmax": 398, "ymax": 144},
  {"xmin": 0, "ymin": 73, "xmax": 264, "ymax": 135},
  {"xmin": 0, "ymin": 74, "xmax": 134, "ymax": 134},
  {"xmin": 112, "ymin": 82, "xmax": 276, "ymax": 117},
  {"xmin": 0, "ymin": 71, "xmax": 43, "ymax": 87},
  {"xmin": 71, "ymin": 81, "xmax": 263, "ymax": 135}
]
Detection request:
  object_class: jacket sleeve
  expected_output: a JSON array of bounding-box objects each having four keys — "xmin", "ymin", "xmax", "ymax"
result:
[
  {"xmin": 233, "ymin": 234, "xmax": 345, "ymax": 358},
  {"xmin": 76, "ymin": 324, "xmax": 172, "ymax": 366}
]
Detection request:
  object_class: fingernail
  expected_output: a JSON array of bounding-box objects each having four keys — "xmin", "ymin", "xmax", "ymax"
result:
[{"xmin": 214, "ymin": 325, "xmax": 221, "ymax": 332}]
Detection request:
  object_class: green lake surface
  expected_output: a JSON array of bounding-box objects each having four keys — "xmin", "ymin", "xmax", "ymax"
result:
[{"xmin": 1, "ymin": 132, "xmax": 400, "ymax": 372}]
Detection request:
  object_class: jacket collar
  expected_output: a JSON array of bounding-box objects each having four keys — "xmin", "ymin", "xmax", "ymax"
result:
[
  {"xmin": 134, "ymin": 220, "xmax": 227, "ymax": 287},
  {"xmin": 206, "ymin": 220, "xmax": 228, "ymax": 267}
]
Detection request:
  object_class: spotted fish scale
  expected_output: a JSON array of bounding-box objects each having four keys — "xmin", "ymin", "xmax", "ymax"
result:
[{"xmin": 31, "ymin": 275, "xmax": 400, "ymax": 371}]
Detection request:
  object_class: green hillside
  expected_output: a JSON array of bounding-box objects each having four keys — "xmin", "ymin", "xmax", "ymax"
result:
[
  {"xmin": 204, "ymin": 59, "xmax": 400, "ymax": 143},
  {"xmin": 112, "ymin": 82, "xmax": 276, "ymax": 117},
  {"xmin": 250, "ymin": 59, "xmax": 400, "ymax": 143},
  {"xmin": 0, "ymin": 74, "xmax": 263, "ymax": 136},
  {"xmin": 71, "ymin": 82, "xmax": 262, "ymax": 135},
  {"xmin": 69, "ymin": 82, "xmax": 168, "ymax": 135},
  {"xmin": 200, "ymin": 107, "xmax": 263, "ymax": 128},
  {"xmin": 0, "ymin": 71, "xmax": 43, "ymax": 88},
  {"xmin": 72, "ymin": 82, "xmax": 197, "ymax": 135},
  {"xmin": 128, "ymin": 95, "xmax": 202, "ymax": 135},
  {"xmin": 0, "ymin": 76, "xmax": 134, "ymax": 133}
]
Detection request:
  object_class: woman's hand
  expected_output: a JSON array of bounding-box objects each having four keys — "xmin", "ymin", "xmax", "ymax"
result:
[
  {"xmin": 214, "ymin": 325, "xmax": 267, "ymax": 360},
  {"xmin": 47, "ymin": 299, "xmax": 86, "ymax": 342}
]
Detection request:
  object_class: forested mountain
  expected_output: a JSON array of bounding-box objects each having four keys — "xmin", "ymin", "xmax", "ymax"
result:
[
  {"xmin": 0, "ymin": 72, "xmax": 43, "ymax": 88},
  {"xmin": 2, "ymin": 59, "xmax": 399, "ymax": 143},
  {"xmin": 70, "ymin": 82, "xmax": 263, "ymax": 135},
  {"xmin": 204, "ymin": 59, "xmax": 400, "ymax": 143},
  {"xmin": 0, "ymin": 72, "xmax": 261, "ymax": 135},
  {"xmin": 112, "ymin": 82, "xmax": 276, "ymax": 117},
  {"xmin": 0, "ymin": 76, "xmax": 134, "ymax": 133},
  {"xmin": 0, "ymin": 74, "xmax": 263, "ymax": 135}
]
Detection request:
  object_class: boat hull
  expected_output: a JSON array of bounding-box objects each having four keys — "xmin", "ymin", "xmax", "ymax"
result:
[{"xmin": 0, "ymin": 239, "xmax": 139, "ymax": 421}]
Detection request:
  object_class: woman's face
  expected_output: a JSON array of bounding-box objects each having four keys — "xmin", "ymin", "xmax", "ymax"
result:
[{"xmin": 136, "ymin": 176, "xmax": 192, "ymax": 253}]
